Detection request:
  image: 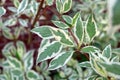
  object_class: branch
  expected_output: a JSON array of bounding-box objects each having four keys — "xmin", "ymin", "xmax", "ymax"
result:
[{"xmin": 31, "ymin": 0, "xmax": 44, "ymax": 29}]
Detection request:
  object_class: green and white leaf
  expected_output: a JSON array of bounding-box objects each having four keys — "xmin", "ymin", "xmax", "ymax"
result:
[
  {"xmin": 72, "ymin": 12, "xmax": 80, "ymax": 27},
  {"xmin": 11, "ymin": 69, "xmax": 23, "ymax": 77},
  {"xmin": 63, "ymin": 0, "xmax": 72, "ymax": 13},
  {"xmin": 31, "ymin": 26, "xmax": 53, "ymax": 39},
  {"xmin": 39, "ymin": 39, "xmax": 50, "ymax": 49},
  {"xmin": 37, "ymin": 41, "xmax": 62, "ymax": 63},
  {"xmin": 102, "ymin": 45, "xmax": 112, "ymax": 59},
  {"xmin": 56, "ymin": 0, "xmax": 63, "ymax": 14},
  {"xmin": 74, "ymin": 17, "xmax": 84, "ymax": 44},
  {"xmin": 46, "ymin": 0, "xmax": 54, "ymax": 6},
  {"xmin": 90, "ymin": 58, "xmax": 107, "ymax": 77},
  {"xmin": 26, "ymin": 70, "xmax": 40, "ymax": 80},
  {"xmin": 52, "ymin": 21, "xmax": 69, "ymax": 29},
  {"xmin": 62, "ymin": 15, "xmax": 72, "ymax": 25},
  {"xmin": 51, "ymin": 27, "xmax": 74, "ymax": 47},
  {"xmin": 16, "ymin": 41, "xmax": 26, "ymax": 59},
  {"xmin": 48, "ymin": 51, "xmax": 73, "ymax": 70},
  {"xmin": 23, "ymin": 50, "xmax": 34, "ymax": 71},
  {"xmin": 0, "ymin": 75, "xmax": 7, "ymax": 80},
  {"xmin": 99, "ymin": 62, "xmax": 120, "ymax": 79},
  {"xmin": 81, "ymin": 46, "xmax": 100, "ymax": 53},
  {"xmin": 0, "ymin": 7, "xmax": 6, "ymax": 17},
  {"xmin": 13, "ymin": 0, "xmax": 20, "ymax": 8},
  {"xmin": 79, "ymin": 61, "xmax": 91, "ymax": 68},
  {"xmin": 112, "ymin": 48, "xmax": 120, "ymax": 55},
  {"xmin": 17, "ymin": 0, "xmax": 28, "ymax": 14},
  {"xmin": 85, "ymin": 15, "xmax": 97, "ymax": 42},
  {"xmin": 8, "ymin": 56, "xmax": 22, "ymax": 69}
]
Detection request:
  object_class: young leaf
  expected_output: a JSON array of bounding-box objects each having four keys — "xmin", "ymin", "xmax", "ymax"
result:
[
  {"xmin": 17, "ymin": 0, "xmax": 28, "ymax": 14},
  {"xmin": 62, "ymin": 15, "xmax": 72, "ymax": 25},
  {"xmin": 74, "ymin": 18, "xmax": 84, "ymax": 44},
  {"xmin": 85, "ymin": 15, "xmax": 97, "ymax": 42},
  {"xmin": 99, "ymin": 62, "xmax": 120, "ymax": 79},
  {"xmin": 48, "ymin": 51, "xmax": 73, "ymax": 70},
  {"xmin": 23, "ymin": 50, "xmax": 34, "ymax": 71},
  {"xmin": 37, "ymin": 41, "xmax": 62, "ymax": 63},
  {"xmin": 56, "ymin": 0, "xmax": 63, "ymax": 14},
  {"xmin": 8, "ymin": 56, "xmax": 22, "ymax": 69},
  {"xmin": 51, "ymin": 28, "xmax": 74, "ymax": 47},
  {"xmin": 81, "ymin": 46, "xmax": 100, "ymax": 53},
  {"xmin": 31, "ymin": 26, "xmax": 53, "ymax": 39},
  {"xmin": 102, "ymin": 45, "xmax": 112, "ymax": 59},
  {"xmin": 72, "ymin": 12, "xmax": 80, "ymax": 27},
  {"xmin": 0, "ymin": 7, "xmax": 6, "ymax": 17},
  {"xmin": 26, "ymin": 70, "xmax": 40, "ymax": 80},
  {"xmin": 63, "ymin": 0, "xmax": 72, "ymax": 13},
  {"xmin": 16, "ymin": 41, "xmax": 26, "ymax": 59},
  {"xmin": 52, "ymin": 21, "xmax": 69, "ymax": 29}
]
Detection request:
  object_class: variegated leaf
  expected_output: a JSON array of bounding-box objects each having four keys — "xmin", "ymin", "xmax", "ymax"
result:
[
  {"xmin": 72, "ymin": 12, "xmax": 80, "ymax": 27},
  {"xmin": 99, "ymin": 62, "xmax": 120, "ymax": 79},
  {"xmin": 52, "ymin": 21, "xmax": 69, "ymax": 29},
  {"xmin": 85, "ymin": 15, "xmax": 97, "ymax": 42},
  {"xmin": 102, "ymin": 45, "xmax": 112, "ymax": 59},
  {"xmin": 56, "ymin": 0, "xmax": 63, "ymax": 14},
  {"xmin": 63, "ymin": 0, "xmax": 72, "ymax": 13},
  {"xmin": 37, "ymin": 41, "xmax": 62, "ymax": 63},
  {"xmin": 51, "ymin": 27, "xmax": 74, "ymax": 47},
  {"xmin": 74, "ymin": 17, "xmax": 84, "ymax": 45},
  {"xmin": 48, "ymin": 51, "xmax": 73, "ymax": 70},
  {"xmin": 31, "ymin": 26, "xmax": 53, "ymax": 39},
  {"xmin": 23, "ymin": 50, "xmax": 34, "ymax": 71},
  {"xmin": 17, "ymin": 0, "xmax": 28, "ymax": 14},
  {"xmin": 0, "ymin": 7, "xmax": 6, "ymax": 17},
  {"xmin": 81, "ymin": 46, "xmax": 100, "ymax": 53},
  {"xmin": 8, "ymin": 56, "xmax": 22, "ymax": 69},
  {"xmin": 62, "ymin": 15, "xmax": 72, "ymax": 25},
  {"xmin": 26, "ymin": 70, "xmax": 41, "ymax": 80}
]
